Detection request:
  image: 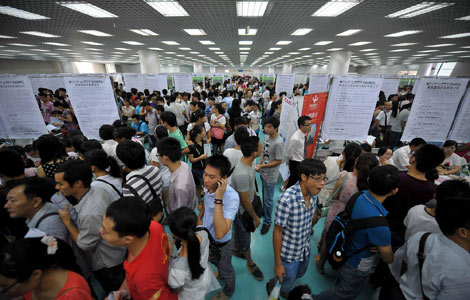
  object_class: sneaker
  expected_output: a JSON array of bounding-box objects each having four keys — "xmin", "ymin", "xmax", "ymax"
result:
[
  {"xmin": 247, "ymin": 262, "xmax": 264, "ymax": 281},
  {"xmin": 211, "ymin": 290, "xmax": 230, "ymax": 300},
  {"xmin": 261, "ymin": 224, "xmax": 270, "ymax": 235}
]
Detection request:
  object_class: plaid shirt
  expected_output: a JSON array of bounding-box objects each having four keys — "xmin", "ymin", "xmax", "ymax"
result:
[{"xmin": 274, "ymin": 183, "xmax": 317, "ymax": 262}]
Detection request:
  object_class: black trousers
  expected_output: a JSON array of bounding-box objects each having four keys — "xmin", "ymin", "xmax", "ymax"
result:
[
  {"xmin": 286, "ymin": 160, "xmax": 301, "ymax": 189},
  {"xmin": 93, "ymin": 263, "xmax": 125, "ymax": 294}
]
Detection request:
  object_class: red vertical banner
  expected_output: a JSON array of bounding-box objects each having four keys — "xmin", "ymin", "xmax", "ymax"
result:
[{"xmin": 301, "ymin": 92, "xmax": 328, "ymax": 158}]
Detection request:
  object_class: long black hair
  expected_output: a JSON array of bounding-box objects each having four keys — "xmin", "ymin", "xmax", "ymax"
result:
[
  {"xmin": 189, "ymin": 124, "xmax": 204, "ymax": 143},
  {"xmin": 343, "ymin": 143, "xmax": 362, "ymax": 172},
  {"xmin": 84, "ymin": 149, "xmax": 121, "ymax": 178},
  {"xmin": 169, "ymin": 207, "xmax": 204, "ymax": 280},
  {"xmin": 33, "ymin": 134, "xmax": 67, "ymax": 163},
  {"xmin": 391, "ymin": 100, "xmax": 399, "ymax": 118},
  {"xmin": 355, "ymin": 153, "xmax": 379, "ymax": 191},
  {"xmin": 0, "ymin": 238, "xmax": 81, "ymax": 282}
]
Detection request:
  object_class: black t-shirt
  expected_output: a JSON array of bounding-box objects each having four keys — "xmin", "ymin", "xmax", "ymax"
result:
[{"xmin": 189, "ymin": 142, "xmax": 206, "ymax": 170}]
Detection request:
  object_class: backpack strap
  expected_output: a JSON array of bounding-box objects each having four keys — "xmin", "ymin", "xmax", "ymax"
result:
[
  {"xmin": 350, "ymin": 216, "xmax": 388, "ymax": 230},
  {"xmin": 96, "ymin": 179, "xmax": 122, "ymax": 197},
  {"xmin": 344, "ymin": 191, "xmax": 364, "ymax": 216},
  {"xmin": 34, "ymin": 212, "xmax": 59, "ymax": 229},
  {"xmin": 418, "ymin": 232, "xmax": 432, "ymax": 300},
  {"xmin": 126, "ymin": 174, "xmax": 159, "ymax": 202},
  {"xmin": 382, "ymin": 109, "xmax": 388, "ymax": 126},
  {"xmin": 194, "ymin": 227, "xmax": 216, "ymax": 244}
]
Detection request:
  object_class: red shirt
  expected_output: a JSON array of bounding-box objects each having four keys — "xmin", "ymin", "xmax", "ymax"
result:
[
  {"xmin": 124, "ymin": 221, "xmax": 176, "ymax": 300},
  {"xmin": 24, "ymin": 271, "xmax": 92, "ymax": 300}
]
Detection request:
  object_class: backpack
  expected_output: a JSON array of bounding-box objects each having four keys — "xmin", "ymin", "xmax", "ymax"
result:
[
  {"xmin": 124, "ymin": 174, "xmax": 162, "ymax": 217},
  {"xmin": 325, "ymin": 191, "xmax": 388, "ymax": 270}
]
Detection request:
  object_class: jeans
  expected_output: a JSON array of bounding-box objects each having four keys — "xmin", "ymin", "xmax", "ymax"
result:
[
  {"xmin": 262, "ymin": 179, "xmax": 276, "ymax": 226},
  {"xmin": 93, "ymin": 263, "xmax": 125, "ymax": 294},
  {"xmin": 234, "ymin": 212, "xmax": 251, "ymax": 252},
  {"xmin": 391, "ymin": 131, "xmax": 402, "ymax": 148},
  {"xmin": 209, "ymin": 240, "xmax": 236, "ymax": 297},
  {"xmin": 273, "ymin": 253, "xmax": 310, "ymax": 294},
  {"xmin": 314, "ymin": 263, "xmax": 370, "ymax": 300}
]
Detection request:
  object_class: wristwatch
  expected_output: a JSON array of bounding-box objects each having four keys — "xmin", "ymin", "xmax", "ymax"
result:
[{"xmin": 214, "ymin": 198, "xmax": 223, "ymax": 205}]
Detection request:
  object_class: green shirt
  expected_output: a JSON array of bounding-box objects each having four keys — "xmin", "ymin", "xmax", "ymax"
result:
[{"xmin": 169, "ymin": 129, "xmax": 188, "ymax": 161}]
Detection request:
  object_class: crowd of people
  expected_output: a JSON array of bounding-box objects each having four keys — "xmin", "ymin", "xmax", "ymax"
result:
[{"xmin": 0, "ymin": 75, "xmax": 469, "ymax": 300}]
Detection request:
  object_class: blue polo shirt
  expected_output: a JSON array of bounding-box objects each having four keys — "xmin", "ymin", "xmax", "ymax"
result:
[
  {"xmin": 347, "ymin": 190, "xmax": 391, "ymax": 272},
  {"xmin": 131, "ymin": 121, "xmax": 149, "ymax": 135}
]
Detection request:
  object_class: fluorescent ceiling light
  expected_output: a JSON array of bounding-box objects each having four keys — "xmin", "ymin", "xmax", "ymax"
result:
[
  {"xmin": 391, "ymin": 43, "xmax": 418, "ymax": 46},
  {"xmin": 236, "ymin": 1, "xmax": 268, "ymax": 17},
  {"xmin": 209, "ymin": 47, "xmax": 221, "ymax": 50},
  {"xmin": 57, "ymin": 2, "xmax": 117, "ymax": 18},
  {"xmin": 144, "ymin": 0, "xmax": 189, "ymax": 16},
  {"xmin": 291, "ymin": 28, "xmax": 313, "ymax": 36},
  {"xmin": 162, "ymin": 41, "xmax": 180, "ymax": 45},
  {"xmin": 148, "ymin": 47, "xmax": 163, "ymax": 51},
  {"xmin": 115, "ymin": 48, "xmax": 130, "ymax": 51},
  {"xmin": 129, "ymin": 29, "xmax": 158, "ymax": 36},
  {"xmin": 215, "ymin": 52, "xmax": 224, "ymax": 54},
  {"xmin": 239, "ymin": 41, "xmax": 253, "ymax": 45},
  {"xmin": 314, "ymin": 41, "xmax": 333, "ymax": 45},
  {"xmin": 312, "ymin": 0, "xmax": 363, "ymax": 17},
  {"xmin": 288, "ymin": 52, "xmax": 300, "ymax": 54},
  {"xmin": 425, "ymin": 43, "xmax": 455, "ymax": 47},
  {"xmin": 238, "ymin": 28, "xmax": 258, "ymax": 35},
  {"xmin": 0, "ymin": 5, "xmax": 49, "ymax": 20},
  {"xmin": 385, "ymin": 30, "xmax": 423, "ymax": 37},
  {"xmin": 0, "ymin": 35, "xmax": 16, "ymax": 39},
  {"xmin": 276, "ymin": 41, "xmax": 292, "ymax": 45},
  {"xmin": 85, "ymin": 48, "xmax": 102, "ymax": 51},
  {"xmin": 327, "ymin": 48, "xmax": 343, "ymax": 51},
  {"xmin": 386, "ymin": 2, "xmax": 454, "ymax": 18},
  {"xmin": 31, "ymin": 49, "xmax": 48, "ymax": 52},
  {"xmin": 412, "ymin": 54, "xmax": 431, "ymax": 56},
  {"xmin": 239, "ymin": 47, "xmax": 251, "ymax": 51},
  {"xmin": 349, "ymin": 41, "xmax": 372, "ymax": 46},
  {"xmin": 183, "ymin": 29, "xmax": 206, "ymax": 35},
  {"xmin": 165, "ymin": 52, "xmax": 176, "ymax": 54},
  {"xmin": 364, "ymin": 53, "xmax": 378, "ymax": 56},
  {"xmin": 7, "ymin": 43, "xmax": 34, "ymax": 47},
  {"xmin": 199, "ymin": 40, "xmax": 215, "ymax": 45},
  {"xmin": 269, "ymin": 47, "xmax": 281, "ymax": 50},
  {"xmin": 418, "ymin": 50, "xmax": 439, "ymax": 52},
  {"xmin": 313, "ymin": 52, "xmax": 324, "ymax": 54},
  {"xmin": 360, "ymin": 49, "xmax": 377, "ymax": 52},
  {"xmin": 240, "ymin": 51, "xmax": 249, "ymax": 54},
  {"xmin": 440, "ymin": 32, "xmax": 470, "ymax": 39},
  {"xmin": 21, "ymin": 31, "xmax": 60, "ymax": 38},
  {"xmin": 298, "ymin": 48, "xmax": 311, "ymax": 51},
  {"xmin": 189, "ymin": 51, "xmax": 199, "ymax": 54},
  {"xmin": 447, "ymin": 50, "xmax": 468, "ymax": 53},
  {"xmin": 178, "ymin": 47, "xmax": 191, "ymax": 50},
  {"xmin": 456, "ymin": 15, "xmax": 470, "ymax": 20},
  {"xmin": 336, "ymin": 29, "xmax": 361, "ymax": 36},
  {"xmin": 389, "ymin": 49, "xmax": 411, "ymax": 52}
]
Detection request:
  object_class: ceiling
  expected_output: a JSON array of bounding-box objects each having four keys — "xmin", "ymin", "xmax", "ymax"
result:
[{"xmin": 0, "ymin": 0, "xmax": 470, "ymax": 68}]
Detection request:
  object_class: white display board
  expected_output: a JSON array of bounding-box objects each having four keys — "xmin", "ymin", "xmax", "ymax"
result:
[
  {"xmin": 381, "ymin": 78, "xmax": 400, "ymax": 98},
  {"xmin": 402, "ymin": 78, "xmax": 469, "ymax": 142},
  {"xmin": 276, "ymin": 74, "xmax": 296, "ymax": 98},
  {"xmin": 174, "ymin": 74, "xmax": 193, "ymax": 93},
  {"xmin": 279, "ymin": 96, "xmax": 300, "ymax": 151},
  {"xmin": 64, "ymin": 75, "xmax": 120, "ymax": 139},
  {"xmin": 123, "ymin": 73, "xmax": 145, "ymax": 92},
  {"xmin": 322, "ymin": 77, "xmax": 383, "ymax": 140},
  {"xmin": 0, "ymin": 76, "xmax": 48, "ymax": 138},
  {"xmin": 307, "ymin": 75, "xmax": 329, "ymax": 94},
  {"xmin": 28, "ymin": 74, "xmax": 66, "ymax": 95},
  {"xmin": 449, "ymin": 88, "xmax": 470, "ymax": 142},
  {"xmin": 411, "ymin": 79, "xmax": 420, "ymax": 94},
  {"xmin": 145, "ymin": 74, "xmax": 168, "ymax": 93}
]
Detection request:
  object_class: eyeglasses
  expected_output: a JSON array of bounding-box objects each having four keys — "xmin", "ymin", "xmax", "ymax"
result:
[
  {"xmin": 302, "ymin": 123, "xmax": 312, "ymax": 127},
  {"xmin": 0, "ymin": 280, "xmax": 19, "ymax": 294},
  {"xmin": 309, "ymin": 176, "xmax": 328, "ymax": 182}
]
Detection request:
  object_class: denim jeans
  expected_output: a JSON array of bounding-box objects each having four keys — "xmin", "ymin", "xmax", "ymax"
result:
[
  {"xmin": 234, "ymin": 212, "xmax": 251, "ymax": 252},
  {"xmin": 314, "ymin": 262, "xmax": 370, "ymax": 300},
  {"xmin": 209, "ymin": 240, "xmax": 236, "ymax": 297},
  {"xmin": 391, "ymin": 131, "xmax": 402, "ymax": 148},
  {"xmin": 262, "ymin": 179, "xmax": 276, "ymax": 226},
  {"xmin": 273, "ymin": 253, "xmax": 311, "ymax": 294}
]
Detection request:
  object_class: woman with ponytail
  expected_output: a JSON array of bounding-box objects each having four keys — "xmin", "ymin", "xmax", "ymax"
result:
[
  {"xmin": 168, "ymin": 207, "xmax": 220, "ymax": 300},
  {"xmin": 0, "ymin": 237, "xmax": 92, "ymax": 299},
  {"xmin": 84, "ymin": 148, "xmax": 122, "ymax": 201},
  {"xmin": 188, "ymin": 124, "xmax": 208, "ymax": 208}
]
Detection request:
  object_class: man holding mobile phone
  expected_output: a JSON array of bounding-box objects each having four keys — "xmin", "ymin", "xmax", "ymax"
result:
[{"xmin": 198, "ymin": 155, "xmax": 239, "ymax": 300}]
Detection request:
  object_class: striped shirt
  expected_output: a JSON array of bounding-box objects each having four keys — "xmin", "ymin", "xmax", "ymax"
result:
[{"xmin": 123, "ymin": 166, "xmax": 162, "ymax": 203}]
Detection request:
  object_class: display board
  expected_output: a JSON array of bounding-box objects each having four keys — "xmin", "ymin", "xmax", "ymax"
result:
[
  {"xmin": 279, "ymin": 96, "xmax": 300, "ymax": 152},
  {"xmin": 145, "ymin": 74, "xmax": 168, "ymax": 93},
  {"xmin": 174, "ymin": 74, "xmax": 193, "ymax": 93},
  {"xmin": 275, "ymin": 74, "xmax": 296, "ymax": 98},
  {"xmin": 262, "ymin": 73, "xmax": 275, "ymax": 85},
  {"xmin": 123, "ymin": 73, "xmax": 145, "ymax": 92},
  {"xmin": 64, "ymin": 75, "xmax": 120, "ymax": 139},
  {"xmin": 0, "ymin": 76, "xmax": 48, "ymax": 138},
  {"xmin": 322, "ymin": 77, "xmax": 383, "ymax": 140},
  {"xmin": 211, "ymin": 73, "xmax": 224, "ymax": 85},
  {"xmin": 449, "ymin": 88, "xmax": 470, "ymax": 142},
  {"xmin": 402, "ymin": 78, "xmax": 469, "ymax": 142},
  {"xmin": 307, "ymin": 75, "xmax": 329, "ymax": 94},
  {"xmin": 302, "ymin": 92, "xmax": 328, "ymax": 158},
  {"xmin": 381, "ymin": 78, "xmax": 400, "ymax": 98},
  {"xmin": 29, "ymin": 74, "xmax": 66, "ymax": 96}
]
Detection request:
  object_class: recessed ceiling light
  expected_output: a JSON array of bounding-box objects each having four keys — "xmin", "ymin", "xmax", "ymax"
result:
[
  {"xmin": 0, "ymin": 35, "xmax": 16, "ymax": 39},
  {"xmin": 389, "ymin": 49, "xmax": 411, "ymax": 52},
  {"xmin": 412, "ymin": 54, "xmax": 431, "ymax": 56},
  {"xmin": 418, "ymin": 50, "xmax": 439, "ymax": 53},
  {"xmin": 199, "ymin": 40, "xmax": 215, "ymax": 45},
  {"xmin": 436, "ymin": 54, "xmax": 453, "ymax": 57},
  {"xmin": 76, "ymin": 30, "xmax": 113, "ymax": 37},
  {"xmin": 386, "ymin": 2, "xmax": 454, "ymax": 18},
  {"xmin": 209, "ymin": 47, "xmax": 221, "ymax": 50},
  {"xmin": 144, "ymin": 0, "xmax": 189, "ymax": 16},
  {"xmin": 81, "ymin": 41, "xmax": 104, "ymax": 45},
  {"xmin": 7, "ymin": 43, "xmax": 34, "ymax": 47},
  {"xmin": 57, "ymin": 2, "xmax": 117, "ymax": 18},
  {"xmin": 176, "ymin": 54, "xmax": 184, "ymax": 57},
  {"xmin": 240, "ymin": 51, "xmax": 249, "ymax": 54},
  {"xmin": 215, "ymin": 52, "xmax": 224, "ymax": 54},
  {"xmin": 189, "ymin": 51, "xmax": 200, "ymax": 54},
  {"xmin": 456, "ymin": 15, "xmax": 470, "ymax": 20},
  {"xmin": 177, "ymin": 47, "xmax": 191, "ymax": 51},
  {"xmin": 129, "ymin": 29, "xmax": 159, "ymax": 36},
  {"xmin": 327, "ymin": 48, "xmax": 343, "ymax": 51},
  {"xmin": 314, "ymin": 41, "xmax": 333, "ymax": 46},
  {"xmin": 298, "ymin": 48, "xmax": 311, "ymax": 51},
  {"xmin": 183, "ymin": 29, "xmax": 206, "ymax": 36},
  {"xmin": 336, "ymin": 29, "xmax": 362, "ymax": 36},
  {"xmin": 165, "ymin": 52, "xmax": 176, "ymax": 54},
  {"xmin": 148, "ymin": 48, "xmax": 163, "ymax": 51},
  {"xmin": 20, "ymin": 31, "xmax": 60, "ymax": 38},
  {"xmin": 239, "ymin": 41, "xmax": 253, "ymax": 45},
  {"xmin": 236, "ymin": 1, "xmax": 268, "ymax": 17},
  {"xmin": 425, "ymin": 43, "xmax": 455, "ymax": 47},
  {"xmin": 390, "ymin": 43, "xmax": 418, "ymax": 46},
  {"xmin": 269, "ymin": 47, "xmax": 281, "ymax": 51},
  {"xmin": 359, "ymin": 49, "xmax": 377, "ymax": 52},
  {"xmin": 31, "ymin": 49, "xmax": 48, "ymax": 52},
  {"xmin": 276, "ymin": 41, "xmax": 292, "ymax": 45},
  {"xmin": 447, "ymin": 50, "xmax": 469, "ymax": 53},
  {"xmin": 85, "ymin": 48, "xmax": 103, "ymax": 51},
  {"xmin": 291, "ymin": 28, "xmax": 313, "ymax": 36},
  {"xmin": 385, "ymin": 30, "xmax": 423, "ymax": 37},
  {"xmin": 312, "ymin": 0, "xmax": 363, "ymax": 17},
  {"xmin": 349, "ymin": 41, "xmax": 372, "ymax": 46},
  {"xmin": 0, "ymin": 5, "xmax": 49, "ymax": 20},
  {"xmin": 114, "ymin": 48, "xmax": 130, "ymax": 51},
  {"xmin": 312, "ymin": 52, "xmax": 325, "ymax": 54},
  {"xmin": 288, "ymin": 52, "xmax": 300, "ymax": 54},
  {"xmin": 162, "ymin": 41, "xmax": 180, "ymax": 45},
  {"xmin": 440, "ymin": 32, "xmax": 470, "ymax": 39}
]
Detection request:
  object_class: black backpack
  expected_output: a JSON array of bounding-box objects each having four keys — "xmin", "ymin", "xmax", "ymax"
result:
[{"xmin": 325, "ymin": 191, "xmax": 388, "ymax": 270}]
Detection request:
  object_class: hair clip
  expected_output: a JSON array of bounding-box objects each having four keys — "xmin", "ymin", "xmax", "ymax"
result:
[
  {"xmin": 301, "ymin": 294, "xmax": 313, "ymax": 300},
  {"xmin": 41, "ymin": 235, "xmax": 58, "ymax": 255}
]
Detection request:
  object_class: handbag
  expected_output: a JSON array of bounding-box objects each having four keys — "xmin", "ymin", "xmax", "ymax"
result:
[
  {"xmin": 242, "ymin": 195, "xmax": 263, "ymax": 232},
  {"xmin": 210, "ymin": 115, "xmax": 225, "ymax": 139}
]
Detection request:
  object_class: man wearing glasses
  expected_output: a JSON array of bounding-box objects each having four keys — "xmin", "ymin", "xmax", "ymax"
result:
[
  {"xmin": 266, "ymin": 158, "xmax": 326, "ymax": 299},
  {"xmin": 285, "ymin": 116, "xmax": 312, "ymax": 189}
]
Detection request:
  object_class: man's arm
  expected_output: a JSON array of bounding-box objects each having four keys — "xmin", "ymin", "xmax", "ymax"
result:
[
  {"xmin": 377, "ymin": 245, "xmax": 394, "ymax": 264},
  {"xmin": 213, "ymin": 178, "xmax": 233, "ymax": 239},
  {"xmin": 273, "ymin": 225, "xmax": 286, "ymax": 281},
  {"xmin": 238, "ymin": 190, "xmax": 260, "ymax": 228},
  {"xmin": 58, "ymin": 204, "xmax": 79, "ymax": 243}
]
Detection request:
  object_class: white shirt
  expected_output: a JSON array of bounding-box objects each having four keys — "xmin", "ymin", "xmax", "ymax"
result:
[
  {"xmin": 391, "ymin": 145, "xmax": 412, "ymax": 171},
  {"xmin": 149, "ymin": 147, "xmax": 171, "ymax": 189},
  {"xmin": 91, "ymin": 174, "xmax": 122, "ymax": 202},
  {"xmin": 376, "ymin": 110, "xmax": 393, "ymax": 126},
  {"xmin": 187, "ymin": 122, "xmax": 210, "ymax": 133},
  {"xmin": 442, "ymin": 153, "xmax": 462, "ymax": 169},
  {"xmin": 404, "ymin": 205, "xmax": 439, "ymax": 241},
  {"xmin": 263, "ymin": 90, "xmax": 270, "ymax": 100},
  {"xmin": 286, "ymin": 129, "xmax": 306, "ymax": 162},
  {"xmin": 167, "ymin": 102, "xmax": 186, "ymax": 126}
]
